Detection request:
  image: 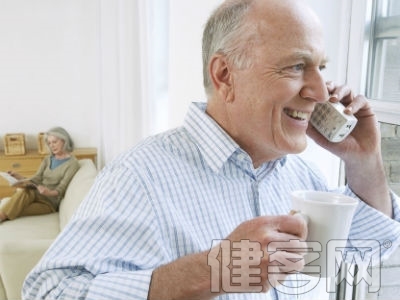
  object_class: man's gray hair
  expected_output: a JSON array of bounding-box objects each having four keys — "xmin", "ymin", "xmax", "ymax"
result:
[
  {"xmin": 46, "ymin": 126, "xmax": 74, "ymax": 153},
  {"xmin": 202, "ymin": 0, "xmax": 256, "ymax": 97}
]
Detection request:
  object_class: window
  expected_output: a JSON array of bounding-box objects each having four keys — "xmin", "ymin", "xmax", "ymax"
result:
[
  {"xmin": 347, "ymin": 0, "xmax": 400, "ymax": 125},
  {"xmin": 366, "ymin": 0, "xmax": 400, "ymax": 103}
]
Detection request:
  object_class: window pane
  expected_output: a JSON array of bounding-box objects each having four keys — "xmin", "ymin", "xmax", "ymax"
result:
[
  {"xmin": 367, "ymin": 0, "xmax": 400, "ymax": 102},
  {"xmin": 370, "ymin": 38, "xmax": 400, "ymax": 101},
  {"xmin": 388, "ymin": 0, "xmax": 400, "ymax": 17}
]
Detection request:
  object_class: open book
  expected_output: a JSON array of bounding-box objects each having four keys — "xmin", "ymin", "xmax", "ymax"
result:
[{"xmin": 0, "ymin": 172, "xmax": 37, "ymax": 189}]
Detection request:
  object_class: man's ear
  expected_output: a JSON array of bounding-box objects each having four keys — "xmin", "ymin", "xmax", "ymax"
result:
[{"xmin": 209, "ymin": 54, "xmax": 234, "ymax": 103}]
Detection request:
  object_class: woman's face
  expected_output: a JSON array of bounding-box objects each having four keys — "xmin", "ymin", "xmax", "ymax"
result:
[{"xmin": 47, "ymin": 135, "xmax": 65, "ymax": 156}]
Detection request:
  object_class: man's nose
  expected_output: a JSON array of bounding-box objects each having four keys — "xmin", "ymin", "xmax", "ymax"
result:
[{"xmin": 299, "ymin": 69, "xmax": 329, "ymax": 103}]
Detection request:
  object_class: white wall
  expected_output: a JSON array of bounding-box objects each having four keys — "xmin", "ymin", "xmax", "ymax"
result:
[
  {"xmin": 167, "ymin": 0, "xmax": 223, "ymax": 128},
  {"xmin": 0, "ymin": 0, "xmax": 100, "ymax": 151}
]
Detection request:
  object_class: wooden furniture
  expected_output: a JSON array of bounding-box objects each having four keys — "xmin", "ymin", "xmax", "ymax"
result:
[{"xmin": 0, "ymin": 148, "xmax": 97, "ymax": 198}]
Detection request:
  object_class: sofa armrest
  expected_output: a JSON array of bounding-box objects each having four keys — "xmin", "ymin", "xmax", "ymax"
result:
[
  {"xmin": 59, "ymin": 159, "xmax": 97, "ymax": 230},
  {"xmin": 0, "ymin": 239, "xmax": 54, "ymax": 300}
]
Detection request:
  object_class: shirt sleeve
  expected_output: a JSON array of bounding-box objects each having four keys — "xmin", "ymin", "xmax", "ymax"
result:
[
  {"xmin": 23, "ymin": 161, "xmax": 168, "ymax": 300},
  {"xmin": 343, "ymin": 186, "xmax": 400, "ymax": 260}
]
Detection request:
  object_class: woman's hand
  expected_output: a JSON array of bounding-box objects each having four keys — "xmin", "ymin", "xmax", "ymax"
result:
[
  {"xmin": 7, "ymin": 170, "xmax": 25, "ymax": 180},
  {"xmin": 37, "ymin": 185, "xmax": 59, "ymax": 197},
  {"xmin": 37, "ymin": 185, "xmax": 49, "ymax": 195}
]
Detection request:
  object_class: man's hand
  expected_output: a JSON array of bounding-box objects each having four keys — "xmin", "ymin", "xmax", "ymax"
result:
[
  {"xmin": 148, "ymin": 214, "xmax": 307, "ymax": 300},
  {"xmin": 308, "ymin": 82, "xmax": 392, "ymax": 217},
  {"xmin": 222, "ymin": 214, "xmax": 308, "ymax": 292},
  {"xmin": 307, "ymin": 82, "xmax": 380, "ymax": 161}
]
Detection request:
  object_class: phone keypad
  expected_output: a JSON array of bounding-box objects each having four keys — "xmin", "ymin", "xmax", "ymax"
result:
[{"xmin": 310, "ymin": 102, "xmax": 357, "ymax": 143}]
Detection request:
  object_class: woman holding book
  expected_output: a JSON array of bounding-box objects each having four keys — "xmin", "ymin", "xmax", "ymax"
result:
[{"xmin": 0, "ymin": 127, "xmax": 80, "ymax": 222}]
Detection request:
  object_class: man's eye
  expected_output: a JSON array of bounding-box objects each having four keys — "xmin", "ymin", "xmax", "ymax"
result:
[{"xmin": 291, "ymin": 64, "xmax": 305, "ymax": 72}]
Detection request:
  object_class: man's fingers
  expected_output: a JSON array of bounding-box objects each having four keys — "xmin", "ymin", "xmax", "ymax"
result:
[
  {"xmin": 327, "ymin": 83, "xmax": 353, "ymax": 103},
  {"xmin": 268, "ymin": 251, "xmax": 305, "ymax": 272},
  {"xmin": 274, "ymin": 215, "xmax": 308, "ymax": 240}
]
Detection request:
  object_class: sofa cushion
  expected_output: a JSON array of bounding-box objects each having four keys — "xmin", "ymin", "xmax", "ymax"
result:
[
  {"xmin": 0, "ymin": 213, "xmax": 59, "ymax": 241},
  {"xmin": 0, "ymin": 212, "xmax": 60, "ymax": 299},
  {"xmin": 59, "ymin": 159, "xmax": 97, "ymax": 230},
  {"xmin": 0, "ymin": 239, "xmax": 54, "ymax": 300}
]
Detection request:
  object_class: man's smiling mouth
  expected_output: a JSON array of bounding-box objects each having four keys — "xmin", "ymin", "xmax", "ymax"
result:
[{"xmin": 284, "ymin": 108, "xmax": 310, "ymax": 121}]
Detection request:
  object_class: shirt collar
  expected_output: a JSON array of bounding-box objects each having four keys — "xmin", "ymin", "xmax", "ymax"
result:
[
  {"xmin": 183, "ymin": 102, "xmax": 287, "ymax": 174},
  {"xmin": 183, "ymin": 102, "xmax": 239, "ymax": 173}
]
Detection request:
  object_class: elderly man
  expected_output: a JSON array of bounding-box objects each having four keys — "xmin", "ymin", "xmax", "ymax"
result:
[{"xmin": 23, "ymin": 0, "xmax": 400, "ymax": 299}]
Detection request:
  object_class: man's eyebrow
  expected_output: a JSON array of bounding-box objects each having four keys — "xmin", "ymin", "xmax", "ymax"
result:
[{"xmin": 287, "ymin": 51, "xmax": 329, "ymax": 65}]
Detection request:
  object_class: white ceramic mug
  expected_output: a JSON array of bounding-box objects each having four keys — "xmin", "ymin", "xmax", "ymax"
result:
[{"xmin": 291, "ymin": 190, "xmax": 358, "ymax": 278}]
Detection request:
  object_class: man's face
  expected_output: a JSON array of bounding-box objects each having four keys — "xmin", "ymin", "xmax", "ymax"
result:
[{"xmin": 225, "ymin": 3, "xmax": 329, "ymax": 165}]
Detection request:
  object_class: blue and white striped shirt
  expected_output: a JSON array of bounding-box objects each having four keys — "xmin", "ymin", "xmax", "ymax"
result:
[{"xmin": 23, "ymin": 102, "xmax": 400, "ymax": 300}]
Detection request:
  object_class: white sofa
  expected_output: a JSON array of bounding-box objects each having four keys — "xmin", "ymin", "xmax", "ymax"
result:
[{"xmin": 0, "ymin": 159, "xmax": 98, "ymax": 300}]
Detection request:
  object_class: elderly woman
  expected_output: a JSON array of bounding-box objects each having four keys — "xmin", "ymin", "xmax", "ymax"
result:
[{"xmin": 0, "ymin": 127, "xmax": 80, "ymax": 222}]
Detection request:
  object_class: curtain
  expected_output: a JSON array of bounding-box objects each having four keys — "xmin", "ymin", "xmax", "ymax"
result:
[{"xmin": 98, "ymin": 0, "xmax": 151, "ymax": 167}]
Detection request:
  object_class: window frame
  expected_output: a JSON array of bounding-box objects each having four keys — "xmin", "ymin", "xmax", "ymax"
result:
[{"xmin": 347, "ymin": 0, "xmax": 400, "ymax": 125}]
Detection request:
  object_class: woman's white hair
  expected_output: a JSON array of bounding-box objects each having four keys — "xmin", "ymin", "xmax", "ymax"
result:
[{"xmin": 45, "ymin": 127, "xmax": 74, "ymax": 153}]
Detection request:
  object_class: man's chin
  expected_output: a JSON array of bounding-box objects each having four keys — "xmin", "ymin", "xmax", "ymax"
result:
[{"xmin": 287, "ymin": 137, "xmax": 308, "ymax": 154}]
